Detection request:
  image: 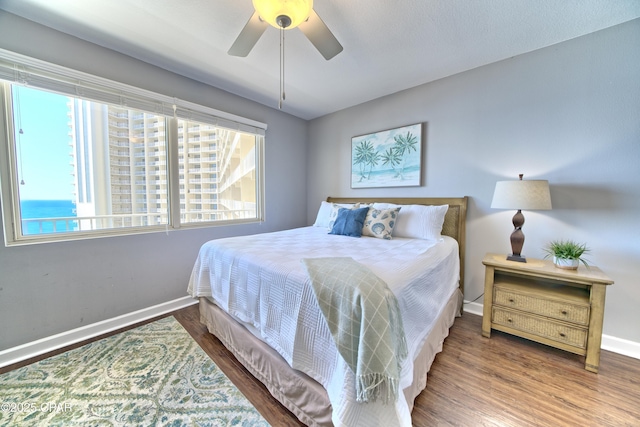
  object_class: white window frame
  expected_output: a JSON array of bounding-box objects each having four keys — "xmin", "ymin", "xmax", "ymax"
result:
[{"xmin": 0, "ymin": 49, "xmax": 266, "ymax": 246}]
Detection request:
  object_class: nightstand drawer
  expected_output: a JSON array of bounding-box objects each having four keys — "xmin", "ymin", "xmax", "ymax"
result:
[
  {"xmin": 492, "ymin": 307, "xmax": 588, "ymax": 349},
  {"xmin": 494, "ymin": 285, "xmax": 590, "ymax": 325}
]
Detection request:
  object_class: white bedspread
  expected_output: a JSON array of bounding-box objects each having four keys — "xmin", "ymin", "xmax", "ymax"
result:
[{"xmin": 188, "ymin": 226, "xmax": 460, "ymax": 427}]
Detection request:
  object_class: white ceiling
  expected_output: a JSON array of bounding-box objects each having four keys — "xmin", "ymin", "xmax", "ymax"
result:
[{"xmin": 2, "ymin": 0, "xmax": 639, "ymax": 120}]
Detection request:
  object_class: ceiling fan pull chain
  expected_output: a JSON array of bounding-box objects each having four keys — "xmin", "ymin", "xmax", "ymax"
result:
[
  {"xmin": 279, "ymin": 25, "xmax": 286, "ymax": 109},
  {"xmin": 282, "ymin": 28, "xmax": 286, "ymax": 102}
]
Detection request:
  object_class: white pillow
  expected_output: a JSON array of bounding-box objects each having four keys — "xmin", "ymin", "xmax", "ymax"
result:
[
  {"xmin": 373, "ymin": 203, "xmax": 449, "ymax": 240},
  {"xmin": 312, "ymin": 201, "xmax": 333, "ymax": 227},
  {"xmin": 313, "ymin": 201, "xmax": 359, "ymax": 228}
]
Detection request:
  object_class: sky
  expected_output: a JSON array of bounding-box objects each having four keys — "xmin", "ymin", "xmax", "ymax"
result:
[{"xmin": 13, "ymin": 85, "xmax": 74, "ymax": 201}]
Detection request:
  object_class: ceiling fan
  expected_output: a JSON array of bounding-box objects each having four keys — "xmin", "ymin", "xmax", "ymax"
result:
[{"xmin": 228, "ymin": 0, "xmax": 343, "ymax": 60}]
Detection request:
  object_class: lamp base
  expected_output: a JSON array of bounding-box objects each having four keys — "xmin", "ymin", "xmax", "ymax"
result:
[{"xmin": 507, "ymin": 254, "xmax": 527, "ymax": 263}]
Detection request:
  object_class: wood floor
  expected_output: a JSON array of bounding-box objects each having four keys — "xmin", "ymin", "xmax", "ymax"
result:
[{"xmin": 3, "ymin": 304, "xmax": 639, "ymax": 426}]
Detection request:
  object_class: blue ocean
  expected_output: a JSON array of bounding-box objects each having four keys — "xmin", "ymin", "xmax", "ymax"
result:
[{"xmin": 20, "ymin": 200, "xmax": 77, "ymax": 235}]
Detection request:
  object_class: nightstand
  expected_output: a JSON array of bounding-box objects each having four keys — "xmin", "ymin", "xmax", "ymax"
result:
[{"xmin": 481, "ymin": 253, "xmax": 614, "ymax": 373}]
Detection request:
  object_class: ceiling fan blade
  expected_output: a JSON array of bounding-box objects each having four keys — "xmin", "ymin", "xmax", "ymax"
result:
[
  {"xmin": 228, "ymin": 11, "xmax": 269, "ymax": 57},
  {"xmin": 298, "ymin": 9, "xmax": 343, "ymax": 60}
]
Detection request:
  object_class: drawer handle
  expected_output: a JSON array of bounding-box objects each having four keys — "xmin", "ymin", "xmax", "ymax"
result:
[
  {"xmin": 561, "ymin": 310, "xmax": 568, "ymax": 315},
  {"xmin": 508, "ymin": 298, "xmax": 515, "ymax": 303},
  {"xmin": 507, "ymin": 318, "xmax": 513, "ymax": 323},
  {"xmin": 559, "ymin": 332, "xmax": 566, "ymax": 338}
]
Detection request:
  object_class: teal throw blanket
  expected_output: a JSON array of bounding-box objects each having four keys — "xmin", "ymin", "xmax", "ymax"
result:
[{"xmin": 301, "ymin": 257, "xmax": 408, "ymax": 403}]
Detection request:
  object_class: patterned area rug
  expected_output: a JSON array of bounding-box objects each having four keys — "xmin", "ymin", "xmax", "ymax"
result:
[{"xmin": 0, "ymin": 316, "xmax": 270, "ymax": 426}]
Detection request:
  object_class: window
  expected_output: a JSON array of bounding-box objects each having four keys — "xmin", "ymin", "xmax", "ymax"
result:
[
  {"xmin": 179, "ymin": 120, "xmax": 257, "ymax": 224},
  {"xmin": 0, "ymin": 50, "xmax": 266, "ymax": 245}
]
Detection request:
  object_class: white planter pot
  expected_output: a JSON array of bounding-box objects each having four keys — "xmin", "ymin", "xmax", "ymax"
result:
[{"xmin": 553, "ymin": 256, "xmax": 579, "ymax": 270}]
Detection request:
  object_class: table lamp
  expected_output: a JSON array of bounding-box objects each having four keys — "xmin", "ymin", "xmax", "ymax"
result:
[{"xmin": 491, "ymin": 174, "xmax": 552, "ymax": 262}]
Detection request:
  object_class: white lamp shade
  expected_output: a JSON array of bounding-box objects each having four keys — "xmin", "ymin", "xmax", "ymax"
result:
[{"xmin": 491, "ymin": 179, "xmax": 552, "ymax": 210}]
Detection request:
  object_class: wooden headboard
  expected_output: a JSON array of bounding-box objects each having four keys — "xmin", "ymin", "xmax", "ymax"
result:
[{"xmin": 326, "ymin": 196, "xmax": 468, "ymax": 295}]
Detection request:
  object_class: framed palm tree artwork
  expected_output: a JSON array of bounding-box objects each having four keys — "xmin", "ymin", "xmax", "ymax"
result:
[{"xmin": 351, "ymin": 123, "xmax": 422, "ymax": 188}]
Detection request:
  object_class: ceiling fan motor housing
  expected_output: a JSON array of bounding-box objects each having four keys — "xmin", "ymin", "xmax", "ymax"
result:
[{"xmin": 276, "ymin": 15, "xmax": 292, "ymax": 28}]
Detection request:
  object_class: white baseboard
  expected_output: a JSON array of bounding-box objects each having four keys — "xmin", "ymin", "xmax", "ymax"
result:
[
  {"xmin": 463, "ymin": 300, "xmax": 640, "ymax": 361},
  {"xmin": 0, "ymin": 296, "xmax": 198, "ymax": 369},
  {"xmin": 463, "ymin": 301, "xmax": 484, "ymax": 317},
  {"xmin": 601, "ymin": 334, "xmax": 640, "ymax": 360}
]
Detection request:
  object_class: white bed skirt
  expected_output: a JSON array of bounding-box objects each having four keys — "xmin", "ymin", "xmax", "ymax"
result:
[{"xmin": 198, "ymin": 289, "xmax": 463, "ymax": 427}]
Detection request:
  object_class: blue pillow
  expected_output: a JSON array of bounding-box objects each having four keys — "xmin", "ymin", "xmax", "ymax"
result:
[{"xmin": 329, "ymin": 207, "xmax": 369, "ymax": 237}]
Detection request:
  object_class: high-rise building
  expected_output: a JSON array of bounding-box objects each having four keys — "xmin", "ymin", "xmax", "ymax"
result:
[{"xmin": 68, "ymin": 101, "xmax": 256, "ymax": 230}]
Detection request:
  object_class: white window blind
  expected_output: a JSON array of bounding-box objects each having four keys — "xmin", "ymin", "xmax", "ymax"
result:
[{"xmin": 0, "ymin": 48, "xmax": 267, "ymax": 136}]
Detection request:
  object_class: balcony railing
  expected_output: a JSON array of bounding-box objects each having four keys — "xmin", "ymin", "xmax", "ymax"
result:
[
  {"xmin": 21, "ymin": 213, "xmax": 168, "ymax": 235},
  {"xmin": 180, "ymin": 208, "xmax": 254, "ymax": 223},
  {"xmin": 21, "ymin": 206, "xmax": 256, "ymax": 235}
]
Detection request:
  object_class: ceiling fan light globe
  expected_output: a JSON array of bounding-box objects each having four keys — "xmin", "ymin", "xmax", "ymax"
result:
[{"xmin": 252, "ymin": 0, "xmax": 313, "ymax": 29}]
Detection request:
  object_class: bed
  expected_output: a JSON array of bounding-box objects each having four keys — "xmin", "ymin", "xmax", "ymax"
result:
[{"xmin": 188, "ymin": 196, "xmax": 468, "ymax": 427}]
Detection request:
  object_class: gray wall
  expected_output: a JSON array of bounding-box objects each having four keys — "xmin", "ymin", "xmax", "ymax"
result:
[
  {"xmin": 307, "ymin": 19, "xmax": 640, "ymax": 344},
  {"xmin": 0, "ymin": 13, "xmax": 308, "ymax": 349}
]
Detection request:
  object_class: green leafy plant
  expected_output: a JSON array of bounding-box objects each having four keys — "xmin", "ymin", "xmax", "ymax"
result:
[{"xmin": 543, "ymin": 240, "xmax": 590, "ymax": 267}]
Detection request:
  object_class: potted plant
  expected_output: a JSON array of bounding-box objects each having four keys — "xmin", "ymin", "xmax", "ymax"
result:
[{"xmin": 543, "ymin": 240, "xmax": 590, "ymax": 270}]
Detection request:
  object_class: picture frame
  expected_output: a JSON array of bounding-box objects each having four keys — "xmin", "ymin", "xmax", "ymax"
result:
[{"xmin": 351, "ymin": 123, "xmax": 422, "ymax": 188}]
